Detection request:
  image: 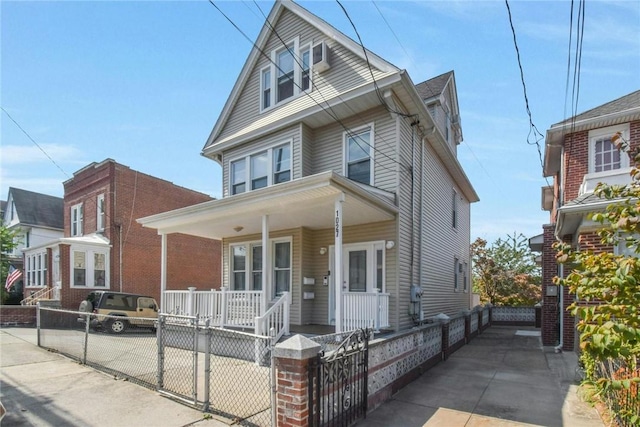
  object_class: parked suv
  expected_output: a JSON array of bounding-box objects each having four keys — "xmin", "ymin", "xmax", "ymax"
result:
[{"xmin": 78, "ymin": 291, "xmax": 158, "ymax": 334}]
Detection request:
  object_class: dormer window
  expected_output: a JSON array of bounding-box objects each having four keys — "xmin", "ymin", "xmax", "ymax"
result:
[
  {"xmin": 588, "ymin": 124, "xmax": 630, "ymax": 174},
  {"xmin": 260, "ymin": 38, "xmax": 312, "ymax": 112}
]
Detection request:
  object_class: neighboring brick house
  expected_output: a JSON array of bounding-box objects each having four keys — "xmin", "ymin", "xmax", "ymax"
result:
[
  {"xmin": 139, "ymin": 0, "xmax": 478, "ymax": 333},
  {"xmin": 2, "ymin": 188, "xmax": 64, "ymax": 299},
  {"xmin": 23, "ymin": 159, "xmax": 221, "ymax": 309},
  {"xmin": 537, "ymin": 90, "xmax": 640, "ymax": 351}
]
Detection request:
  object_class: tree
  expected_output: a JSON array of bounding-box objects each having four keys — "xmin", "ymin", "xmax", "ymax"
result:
[
  {"xmin": 472, "ymin": 232, "xmax": 541, "ymax": 306},
  {"xmin": 554, "ymin": 133, "xmax": 640, "ymax": 425},
  {"xmin": 1, "ymin": 225, "xmax": 21, "ymax": 304}
]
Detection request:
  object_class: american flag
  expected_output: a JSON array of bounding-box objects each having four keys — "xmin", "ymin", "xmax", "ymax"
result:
[{"xmin": 5, "ymin": 265, "xmax": 22, "ymax": 291}]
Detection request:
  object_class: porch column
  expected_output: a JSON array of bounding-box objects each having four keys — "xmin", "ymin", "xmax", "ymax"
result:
[
  {"xmin": 160, "ymin": 233, "xmax": 167, "ymax": 313},
  {"xmin": 262, "ymin": 214, "xmax": 270, "ymax": 315},
  {"xmin": 334, "ymin": 194, "xmax": 344, "ymax": 334}
]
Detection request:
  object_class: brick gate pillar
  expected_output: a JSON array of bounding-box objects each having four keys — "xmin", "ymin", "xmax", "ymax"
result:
[{"xmin": 273, "ymin": 335, "xmax": 321, "ymax": 427}]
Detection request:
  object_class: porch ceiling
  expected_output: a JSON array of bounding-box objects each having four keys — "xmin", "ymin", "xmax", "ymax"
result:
[{"xmin": 138, "ymin": 171, "xmax": 398, "ymax": 239}]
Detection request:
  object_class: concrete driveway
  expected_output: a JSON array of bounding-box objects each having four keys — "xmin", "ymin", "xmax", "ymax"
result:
[{"xmin": 362, "ymin": 326, "xmax": 604, "ymax": 427}]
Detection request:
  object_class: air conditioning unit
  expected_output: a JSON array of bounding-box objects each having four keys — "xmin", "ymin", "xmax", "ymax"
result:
[{"xmin": 312, "ymin": 41, "xmax": 330, "ymax": 73}]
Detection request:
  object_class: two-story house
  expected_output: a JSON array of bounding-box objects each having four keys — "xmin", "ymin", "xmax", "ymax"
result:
[
  {"xmin": 138, "ymin": 0, "xmax": 478, "ymax": 333},
  {"xmin": 22, "ymin": 159, "xmax": 222, "ymax": 309},
  {"xmin": 539, "ymin": 90, "xmax": 640, "ymax": 351},
  {"xmin": 3, "ymin": 188, "xmax": 64, "ymax": 299}
]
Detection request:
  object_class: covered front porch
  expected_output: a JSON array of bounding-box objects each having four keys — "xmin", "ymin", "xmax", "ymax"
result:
[{"xmin": 138, "ymin": 172, "xmax": 398, "ymax": 338}]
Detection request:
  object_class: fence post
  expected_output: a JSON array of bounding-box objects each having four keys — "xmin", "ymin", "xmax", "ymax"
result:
[
  {"xmin": 157, "ymin": 315, "xmax": 165, "ymax": 390},
  {"xmin": 221, "ymin": 286, "xmax": 228, "ymax": 328},
  {"xmin": 203, "ymin": 318, "xmax": 211, "ymax": 411},
  {"xmin": 463, "ymin": 310, "xmax": 471, "ymax": 343},
  {"xmin": 187, "ymin": 287, "xmax": 196, "ymax": 317},
  {"xmin": 273, "ymin": 335, "xmax": 321, "ymax": 427},
  {"xmin": 191, "ymin": 316, "xmax": 198, "ymax": 405},
  {"xmin": 36, "ymin": 303, "xmax": 41, "ymax": 347},
  {"xmin": 83, "ymin": 311, "xmax": 90, "ymax": 364}
]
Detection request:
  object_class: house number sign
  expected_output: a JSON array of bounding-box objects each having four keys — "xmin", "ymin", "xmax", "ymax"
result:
[{"xmin": 335, "ymin": 210, "xmax": 341, "ymax": 238}]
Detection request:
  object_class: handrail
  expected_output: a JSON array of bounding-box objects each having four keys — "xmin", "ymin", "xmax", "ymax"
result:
[
  {"xmin": 20, "ymin": 287, "xmax": 57, "ymax": 306},
  {"xmin": 255, "ymin": 292, "xmax": 290, "ymax": 343}
]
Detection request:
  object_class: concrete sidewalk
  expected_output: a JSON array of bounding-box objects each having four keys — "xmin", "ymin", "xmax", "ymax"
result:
[
  {"xmin": 362, "ymin": 326, "xmax": 604, "ymax": 427},
  {"xmin": 0, "ymin": 327, "xmax": 226, "ymax": 427}
]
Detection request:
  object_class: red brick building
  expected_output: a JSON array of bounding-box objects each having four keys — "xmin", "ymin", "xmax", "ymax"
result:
[
  {"xmin": 24, "ymin": 159, "xmax": 221, "ymax": 309},
  {"xmin": 537, "ymin": 90, "xmax": 640, "ymax": 351}
]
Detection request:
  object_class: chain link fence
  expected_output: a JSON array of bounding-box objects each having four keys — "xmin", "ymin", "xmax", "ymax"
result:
[
  {"xmin": 37, "ymin": 307, "xmax": 274, "ymax": 426},
  {"xmin": 594, "ymin": 356, "xmax": 639, "ymax": 427}
]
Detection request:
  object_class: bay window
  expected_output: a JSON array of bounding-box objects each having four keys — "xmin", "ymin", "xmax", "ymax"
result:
[{"xmin": 71, "ymin": 247, "xmax": 109, "ymax": 288}]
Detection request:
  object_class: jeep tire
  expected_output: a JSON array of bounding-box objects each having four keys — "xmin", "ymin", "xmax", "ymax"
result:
[{"xmin": 106, "ymin": 318, "xmax": 127, "ymax": 334}]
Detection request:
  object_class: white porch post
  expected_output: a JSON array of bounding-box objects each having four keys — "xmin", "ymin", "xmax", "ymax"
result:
[
  {"xmin": 261, "ymin": 214, "xmax": 270, "ymax": 315},
  {"xmin": 335, "ymin": 194, "xmax": 344, "ymax": 334},
  {"xmin": 160, "ymin": 233, "xmax": 167, "ymax": 313}
]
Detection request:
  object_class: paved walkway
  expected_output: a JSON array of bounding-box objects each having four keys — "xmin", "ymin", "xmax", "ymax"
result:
[
  {"xmin": 362, "ymin": 326, "xmax": 604, "ymax": 427},
  {"xmin": 0, "ymin": 327, "xmax": 226, "ymax": 427}
]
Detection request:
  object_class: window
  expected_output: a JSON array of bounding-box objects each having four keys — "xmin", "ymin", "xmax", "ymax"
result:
[
  {"xmin": 589, "ymin": 124, "xmax": 630, "ymax": 174},
  {"xmin": 615, "ymin": 233, "xmax": 640, "ymax": 257},
  {"xmin": 230, "ymin": 238, "xmax": 291, "ymax": 296},
  {"xmin": 71, "ymin": 203, "xmax": 83, "ymax": 236},
  {"xmin": 229, "ymin": 142, "xmax": 292, "ymax": 195},
  {"xmin": 97, "ymin": 194, "xmax": 105, "ymax": 231},
  {"xmin": 260, "ymin": 38, "xmax": 312, "ymax": 111},
  {"xmin": 251, "ymin": 152, "xmax": 268, "ymax": 190},
  {"xmin": 348, "ymin": 250, "xmax": 367, "ymax": 292},
  {"xmin": 261, "ymin": 68, "xmax": 271, "ymax": 110},
  {"xmin": 345, "ymin": 126, "xmax": 373, "ymax": 185},
  {"xmin": 454, "ymin": 256, "xmax": 459, "ymax": 291},
  {"xmin": 452, "ymin": 190, "xmax": 458, "ymax": 229},
  {"xmin": 25, "ymin": 251, "xmax": 47, "ymax": 287},
  {"xmin": 71, "ymin": 248, "xmax": 109, "ymax": 288},
  {"xmin": 463, "ymin": 262, "xmax": 468, "ymax": 292},
  {"xmin": 231, "ymin": 159, "xmax": 246, "ymax": 195}
]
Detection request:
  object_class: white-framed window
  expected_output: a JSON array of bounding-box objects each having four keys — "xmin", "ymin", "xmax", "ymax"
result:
[
  {"xmin": 454, "ymin": 256, "xmax": 459, "ymax": 292},
  {"xmin": 260, "ymin": 37, "xmax": 312, "ymax": 112},
  {"xmin": 71, "ymin": 247, "xmax": 109, "ymax": 288},
  {"xmin": 341, "ymin": 241, "xmax": 385, "ymax": 293},
  {"xmin": 230, "ymin": 237, "xmax": 291, "ymax": 296},
  {"xmin": 452, "ymin": 190, "xmax": 458, "ymax": 229},
  {"xmin": 25, "ymin": 251, "xmax": 47, "ymax": 287},
  {"xmin": 344, "ymin": 125, "xmax": 374, "ymax": 185},
  {"xmin": 589, "ymin": 124, "xmax": 630, "ymax": 174},
  {"xmin": 97, "ymin": 194, "xmax": 105, "ymax": 231},
  {"xmin": 71, "ymin": 203, "xmax": 83, "ymax": 237},
  {"xmin": 463, "ymin": 261, "xmax": 468, "ymax": 292},
  {"xmin": 229, "ymin": 142, "xmax": 292, "ymax": 195}
]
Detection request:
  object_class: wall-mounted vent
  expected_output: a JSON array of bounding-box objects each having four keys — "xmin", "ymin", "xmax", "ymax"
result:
[{"xmin": 312, "ymin": 41, "xmax": 330, "ymax": 73}]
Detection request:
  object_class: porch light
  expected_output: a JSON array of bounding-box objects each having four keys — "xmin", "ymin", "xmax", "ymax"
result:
[
  {"xmin": 385, "ymin": 240, "xmax": 395, "ymax": 250},
  {"xmin": 319, "ymin": 247, "xmax": 327, "ymax": 255}
]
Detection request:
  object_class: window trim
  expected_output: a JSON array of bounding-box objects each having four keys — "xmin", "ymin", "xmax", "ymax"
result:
[
  {"xmin": 343, "ymin": 123, "xmax": 375, "ymax": 186},
  {"xmin": 454, "ymin": 256, "xmax": 459, "ymax": 292},
  {"xmin": 71, "ymin": 203, "xmax": 83, "ymax": 237},
  {"xmin": 452, "ymin": 189, "xmax": 458, "ymax": 229},
  {"xmin": 69, "ymin": 245, "xmax": 110, "ymax": 289},
  {"xmin": 335, "ymin": 240, "xmax": 386, "ymax": 293},
  {"xmin": 97, "ymin": 194, "xmax": 105, "ymax": 232},
  {"xmin": 588, "ymin": 124, "xmax": 630, "ymax": 174},
  {"xmin": 228, "ymin": 140, "xmax": 293, "ymax": 196},
  {"xmin": 25, "ymin": 251, "xmax": 47, "ymax": 288},
  {"xmin": 229, "ymin": 237, "xmax": 292, "ymax": 297}
]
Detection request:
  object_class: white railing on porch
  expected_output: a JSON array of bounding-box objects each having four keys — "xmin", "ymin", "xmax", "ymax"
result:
[
  {"xmin": 164, "ymin": 287, "xmax": 269, "ymax": 330},
  {"xmin": 343, "ymin": 291, "xmax": 390, "ymax": 332},
  {"xmin": 20, "ymin": 286, "xmax": 61, "ymax": 306},
  {"xmin": 255, "ymin": 292, "xmax": 290, "ymax": 343}
]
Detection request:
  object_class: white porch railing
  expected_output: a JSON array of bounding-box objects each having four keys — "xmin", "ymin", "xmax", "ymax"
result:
[
  {"xmin": 164, "ymin": 287, "xmax": 265, "ymax": 329},
  {"xmin": 343, "ymin": 291, "xmax": 390, "ymax": 332},
  {"xmin": 21, "ymin": 286, "xmax": 60, "ymax": 306},
  {"xmin": 255, "ymin": 292, "xmax": 290, "ymax": 343}
]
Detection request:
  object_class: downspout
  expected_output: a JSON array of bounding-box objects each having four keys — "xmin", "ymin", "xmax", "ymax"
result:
[{"xmin": 555, "ymin": 263, "xmax": 564, "ymax": 352}]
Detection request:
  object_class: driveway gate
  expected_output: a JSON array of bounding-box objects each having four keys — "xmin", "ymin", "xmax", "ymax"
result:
[{"xmin": 308, "ymin": 329, "xmax": 370, "ymax": 427}]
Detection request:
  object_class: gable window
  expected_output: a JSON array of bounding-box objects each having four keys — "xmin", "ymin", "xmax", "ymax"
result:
[
  {"xmin": 97, "ymin": 194, "xmax": 105, "ymax": 231},
  {"xmin": 231, "ymin": 159, "xmax": 247, "ymax": 195},
  {"xmin": 229, "ymin": 141, "xmax": 292, "ymax": 195},
  {"xmin": 344, "ymin": 126, "xmax": 374, "ymax": 185},
  {"xmin": 72, "ymin": 247, "xmax": 109, "ymax": 288},
  {"xmin": 230, "ymin": 238, "xmax": 291, "ymax": 296},
  {"xmin": 277, "ymin": 45, "xmax": 295, "ymax": 102},
  {"xmin": 261, "ymin": 68, "xmax": 271, "ymax": 110},
  {"xmin": 71, "ymin": 203, "xmax": 83, "ymax": 237},
  {"xmin": 452, "ymin": 190, "xmax": 458, "ymax": 229},
  {"xmin": 589, "ymin": 124, "xmax": 630, "ymax": 174}
]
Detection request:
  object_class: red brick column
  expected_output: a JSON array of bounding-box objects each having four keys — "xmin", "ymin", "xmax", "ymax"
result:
[
  {"xmin": 273, "ymin": 335, "xmax": 321, "ymax": 427},
  {"xmin": 541, "ymin": 224, "xmax": 559, "ymax": 346}
]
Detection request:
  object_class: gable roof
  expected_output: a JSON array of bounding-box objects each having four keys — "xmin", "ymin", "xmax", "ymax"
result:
[
  {"xmin": 9, "ymin": 187, "xmax": 64, "ymax": 230},
  {"xmin": 202, "ymin": 0, "xmax": 399, "ymax": 153},
  {"xmin": 544, "ymin": 90, "xmax": 640, "ymax": 176},
  {"xmin": 414, "ymin": 71, "xmax": 453, "ymax": 102}
]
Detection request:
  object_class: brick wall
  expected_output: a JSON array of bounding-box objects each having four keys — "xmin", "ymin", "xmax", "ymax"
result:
[
  {"xmin": 59, "ymin": 160, "xmax": 222, "ymax": 309},
  {"xmin": 578, "ymin": 231, "xmax": 613, "ymax": 253}
]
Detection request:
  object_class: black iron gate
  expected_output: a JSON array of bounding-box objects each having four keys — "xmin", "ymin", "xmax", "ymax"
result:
[{"xmin": 309, "ymin": 329, "xmax": 370, "ymax": 427}]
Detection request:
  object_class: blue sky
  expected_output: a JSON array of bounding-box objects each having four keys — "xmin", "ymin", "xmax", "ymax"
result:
[{"xmin": 1, "ymin": 0, "xmax": 639, "ymax": 243}]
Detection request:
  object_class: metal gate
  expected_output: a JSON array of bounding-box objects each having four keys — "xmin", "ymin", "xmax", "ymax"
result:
[{"xmin": 309, "ymin": 329, "xmax": 370, "ymax": 427}]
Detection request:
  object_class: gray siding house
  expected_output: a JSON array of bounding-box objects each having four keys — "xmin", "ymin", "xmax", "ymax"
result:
[{"xmin": 139, "ymin": 0, "xmax": 478, "ymax": 333}]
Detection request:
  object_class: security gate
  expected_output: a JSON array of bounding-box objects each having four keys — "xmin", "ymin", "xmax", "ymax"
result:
[{"xmin": 309, "ymin": 329, "xmax": 370, "ymax": 427}]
